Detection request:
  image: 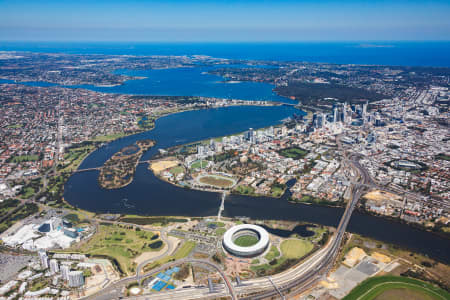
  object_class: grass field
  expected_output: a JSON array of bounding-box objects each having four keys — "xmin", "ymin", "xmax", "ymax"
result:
[
  {"xmin": 190, "ymin": 160, "xmax": 208, "ymax": 169},
  {"xmin": 271, "ymin": 186, "xmax": 284, "ymax": 197},
  {"xmin": 280, "ymin": 239, "xmax": 313, "ymax": 259},
  {"xmin": 234, "ymin": 185, "xmax": 255, "ymax": 195},
  {"xmin": 435, "ymin": 153, "xmax": 450, "ymax": 161},
  {"xmin": 73, "ymin": 224, "xmax": 162, "ymax": 275},
  {"xmin": 265, "ymin": 245, "xmax": 281, "ymax": 261},
  {"xmin": 91, "ymin": 133, "xmax": 127, "ymax": 142},
  {"xmin": 9, "ymin": 154, "xmax": 39, "ymax": 163},
  {"xmin": 343, "ymin": 276, "xmax": 449, "ymax": 300},
  {"xmin": 60, "ymin": 144, "xmax": 96, "ymax": 173},
  {"xmin": 278, "ymin": 147, "xmax": 308, "ymax": 160},
  {"xmin": 234, "ymin": 235, "xmax": 259, "ymax": 247},
  {"xmin": 19, "ymin": 186, "xmax": 35, "ymax": 199},
  {"xmin": 215, "ymin": 228, "xmax": 227, "ymax": 236},
  {"xmin": 198, "ymin": 175, "xmax": 234, "ymax": 187},
  {"xmin": 7, "ymin": 124, "xmax": 22, "ymax": 129},
  {"xmin": 208, "ymin": 221, "xmax": 225, "ymax": 227},
  {"xmin": 169, "ymin": 166, "xmax": 184, "ymax": 175},
  {"xmin": 142, "ymin": 241, "xmax": 196, "ymax": 272},
  {"xmin": 173, "ymin": 241, "xmax": 196, "ymax": 259}
]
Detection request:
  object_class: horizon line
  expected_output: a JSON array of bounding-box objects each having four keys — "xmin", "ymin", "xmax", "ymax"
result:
[{"xmin": 1, "ymin": 40, "xmax": 450, "ymax": 43}]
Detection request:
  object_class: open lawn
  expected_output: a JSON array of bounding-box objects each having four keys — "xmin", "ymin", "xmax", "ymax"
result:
[
  {"xmin": 215, "ymin": 228, "xmax": 227, "ymax": 236},
  {"xmin": 234, "ymin": 235, "xmax": 259, "ymax": 247},
  {"xmin": 190, "ymin": 160, "xmax": 208, "ymax": 169},
  {"xmin": 277, "ymin": 147, "xmax": 308, "ymax": 160},
  {"xmin": 280, "ymin": 239, "xmax": 313, "ymax": 259},
  {"xmin": 19, "ymin": 186, "xmax": 35, "ymax": 199},
  {"xmin": 343, "ymin": 276, "xmax": 449, "ymax": 300},
  {"xmin": 59, "ymin": 144, "xmax": 95, "ymax": 173},
  {"xmin": 73, "ymin": 224, "xmax": 162, "ymax": 275},
  {"xmin": 234, "ymin": 185, "xmax": 255, "ymax": 195},
  {"xmin": 9, "ymin": 154, "xmax": 39, "ymax": 163},
  {"xmin": 169, "ymin": 166, "xmax": 184, "ymax": 175},
  {"xmin": 435, "ymin": 153, "xmax": 450, "ymax": 161},
  {"xmin": 7, "ymin": 124, "xmax": 22, "ymax": 129},
  {"xmin": 91, "ymin": 133, "xmax": 127, "ymax": 142},
  {"xmin": 271, "ymin": 186, "xmax": 285, "ymax": 197},
  {"xmin": 265, "ymin": 245, "xmax": 281, "ymax": 261},
  {"xmin": 142, "ymin": 241, "xmax": 196, "ymax": 272},
  {"xmin": 173, "ymin": 241, "xmax": 196, "ymax": 259},
  {"xmin": 208, "ymin": 221, "xmax": 225, "ymax": 227}
]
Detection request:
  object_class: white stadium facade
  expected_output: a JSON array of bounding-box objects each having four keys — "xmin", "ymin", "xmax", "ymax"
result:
[{"xmin": 222, "ymin": 224, "xmax": 270, "ymax": 257}]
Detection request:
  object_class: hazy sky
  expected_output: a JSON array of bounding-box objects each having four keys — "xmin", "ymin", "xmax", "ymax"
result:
[{"xmin": 1, "ymin": 0, "xmax": 449, "ymax": 41}]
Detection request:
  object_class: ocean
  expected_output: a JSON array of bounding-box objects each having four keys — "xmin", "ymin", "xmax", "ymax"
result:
[{"xmin": 1, "ymin": 41, "xmax": 450, "ymax": 67}]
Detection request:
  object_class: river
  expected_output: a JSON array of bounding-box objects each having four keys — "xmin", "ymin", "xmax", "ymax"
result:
[
  {"xmin": 64, "ymin": 105, "xmax": 450, "ymax": 264},
  {"xmin": 2, "ymin": 52, "xmax": 446, "ymax": 263}
]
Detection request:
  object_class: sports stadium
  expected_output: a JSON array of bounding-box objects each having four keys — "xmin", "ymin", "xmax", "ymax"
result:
[{"xmin": 222, "ymin": 224, "xmax": 270, "ymax": 257}]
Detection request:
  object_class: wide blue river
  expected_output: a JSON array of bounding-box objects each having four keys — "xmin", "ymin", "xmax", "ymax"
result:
[
  {"xmin": 1, "ymin": 41, "xmax": 448, "ymax": 263},
  {"xmin": 64, "ymin": 105, "xmax": 450, "ymax": 264}
]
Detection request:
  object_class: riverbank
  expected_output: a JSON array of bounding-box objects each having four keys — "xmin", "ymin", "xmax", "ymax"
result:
[{"xmin": 63, "ymin": 105, "xmax": 449, "ymax": 264}]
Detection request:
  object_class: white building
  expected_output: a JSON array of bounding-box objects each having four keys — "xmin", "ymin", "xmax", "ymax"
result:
[
  {"xmin": 68, "ymin": 271, "xmax": 84, "ymax": 288},
  {"xmin": 38, "ymin": 250, "xmax": 49, "ymax": 269},
  {"xmin": 50, "ymin": 259, "xmax": 59, "ymax": 274},
  {"xmin": 61, "ymin": 265, "xmax": 70, "ymax": 281}
]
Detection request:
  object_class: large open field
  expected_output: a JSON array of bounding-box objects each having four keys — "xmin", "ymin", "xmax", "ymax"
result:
[
  {"xmin": 343, "ymin": 276, "xmax": 449, "ymax": 300},
  {"xmin": 169, "ymin": 166, "xmax": 184, "ymax": 175},
  {"xmin": 190, "ymin": 159, "xmax": 208, "ymax": 169},
  {"xmin": 150, "ymin": 159, "xmax": 180, "ymax": 174},
  {"xmin": 234, "ymin": 235, "xmax": 259, "ymax": 247},
  {"xmin": 234, "ymin": 185, "xmax": 256, "ymax": 195},
  {"xmin": 73, "ymin": 224, "xmax": 163, "ymax": 275},
  {"xmin": 280, "ymin": 239, "xmax": 314, "ymax": 259},
  {"xmin": 142, "ymin": 241, "xmax": 196, "ymax": 272},
  {"xmin": 277, "ymin": 147, "xmax": 309, "ymax": 160},
  {"xmin": 197, "ymin": 174, "xmax": 235, "ymax": 188},
  {"xmin": 59, "ymin": 143, "xmax": 96, "ymax": 173}
]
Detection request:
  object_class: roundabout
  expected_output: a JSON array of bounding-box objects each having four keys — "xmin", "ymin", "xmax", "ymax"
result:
[{"xmin": 223, "ymin": 224, "xmax": 270, "ymax": 257}]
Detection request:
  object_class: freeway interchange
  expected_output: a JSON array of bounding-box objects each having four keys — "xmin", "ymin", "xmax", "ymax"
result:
[{"xmin": 88, "ymin": 143, "xmax": 369, "ymax": 300}]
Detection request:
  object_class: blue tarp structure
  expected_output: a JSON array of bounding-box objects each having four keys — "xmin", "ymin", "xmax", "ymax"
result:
[
  {"xmin": 166, "ymin": 284, "xmax": 175, "ymax": 290},
  {"xmin": 152, "ymin": 280, "xmax": 166, "ymax": 291},
  {"xmin": 156, "ymin": 272, "xmax": 170, "ymax": 282}
]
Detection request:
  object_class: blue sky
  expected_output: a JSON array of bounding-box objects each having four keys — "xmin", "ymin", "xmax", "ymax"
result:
[{"xmin": 0, "ymin": 0, "xmax": 449, "ymax": 41}]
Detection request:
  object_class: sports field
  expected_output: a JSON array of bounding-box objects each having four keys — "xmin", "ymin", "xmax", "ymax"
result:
[
  {"xmin": 190, "ymin": 159, "xmax": 208, "ymax": 169},
  {"xmin": 280, "ymin": 239, "xmax": 314, "ymax": 259},
  {"xmin": 277, "ymin": 147, "xmax": 308, "ymax": 160},
  {"xmin": 234, "ymin": 235, "xmax": 259, "ymax": 247},
  {"xmin": 343, "ymin": 276, "xmax": 449, "ymax": 300},
  {"xmin": 198, "ymin": 174, "xmax": 235, "ymax": 188}
]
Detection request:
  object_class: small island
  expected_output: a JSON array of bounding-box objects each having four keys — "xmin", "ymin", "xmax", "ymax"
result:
[{"xmin": 98, "ymin": 139, "xmax": 155, "ymax": 189}]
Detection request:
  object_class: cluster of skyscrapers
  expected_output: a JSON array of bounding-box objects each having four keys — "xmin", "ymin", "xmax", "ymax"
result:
[
  {"xmin": 38, "ymin": 250, "xmax": 84, "ymax": 288},
  {"xmin": 310, "ymin": 101, "xmax": 381, "ymax": 130}
]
